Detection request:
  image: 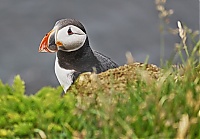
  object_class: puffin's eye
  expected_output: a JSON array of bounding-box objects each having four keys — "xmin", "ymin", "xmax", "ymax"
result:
[{"xmin": 67, "ymin": 28, "xmax": 73, "ymax": 35}]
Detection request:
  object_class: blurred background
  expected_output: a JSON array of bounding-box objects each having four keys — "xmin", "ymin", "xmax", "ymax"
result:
[{"xmin": 0, "ymin": 0, "xmax": 198, "ymax": 95}]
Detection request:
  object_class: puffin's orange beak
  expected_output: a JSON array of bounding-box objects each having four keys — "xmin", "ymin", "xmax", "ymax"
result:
[{"xmin": 39, "ymin": 30, "xmax": 58, "ymax": 53}]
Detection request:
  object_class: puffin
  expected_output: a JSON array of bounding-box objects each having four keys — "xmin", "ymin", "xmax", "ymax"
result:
[{"xmin": 39, "ymin": 19, "xmax": 118, "ymax": 94}]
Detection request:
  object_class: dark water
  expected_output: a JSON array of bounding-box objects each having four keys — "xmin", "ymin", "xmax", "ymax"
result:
[{"xmin": 0, "ymin": 0, "xmax": 198, "ymax": 94}]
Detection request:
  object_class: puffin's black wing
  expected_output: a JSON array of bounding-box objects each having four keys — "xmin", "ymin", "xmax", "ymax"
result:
[{"xmin": 93, "ymin": 50, "xmax": 118, "ymax": 71}]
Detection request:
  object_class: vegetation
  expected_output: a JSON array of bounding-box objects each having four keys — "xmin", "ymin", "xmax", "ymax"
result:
[
  {"xmin": 0, "ymin": 39, "xmax": 199, "ymax": 138},
  {"xmin": 0, "ymin": 1, "xmax": 200, "ymax": 138}
]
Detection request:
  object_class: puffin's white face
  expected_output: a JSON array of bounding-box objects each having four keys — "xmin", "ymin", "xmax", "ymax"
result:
[
  {"xmin": 56, "ymin": 25, "xmax": 87, "ymax": 52},
  {"xmin": 39, "ymin": 20, "xmax": 87, "ymax": 53}
]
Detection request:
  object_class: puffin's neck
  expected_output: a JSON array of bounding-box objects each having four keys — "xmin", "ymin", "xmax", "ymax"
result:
[{"xmin": 56, "ymin": 38, "xmax": 100, "ymax": 72}]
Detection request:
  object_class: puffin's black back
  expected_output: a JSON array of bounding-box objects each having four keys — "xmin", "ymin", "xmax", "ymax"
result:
[
  {"xmin": 93, "ymin": 50, "xmax": 118, "ymax": 70},
  {"xmin": 57, "ymin": 42, "xmax": 118, "ymax": 74}
]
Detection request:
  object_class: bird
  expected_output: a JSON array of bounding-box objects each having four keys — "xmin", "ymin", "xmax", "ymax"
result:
[{"xmin": 39, "ymin": 19, "xmax": 118, "ymax": 94}]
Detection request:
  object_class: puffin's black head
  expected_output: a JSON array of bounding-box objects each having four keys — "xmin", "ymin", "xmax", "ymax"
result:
[{"xmin": 39, "ymin": 19, "xmax": 88, "ymax": 53}]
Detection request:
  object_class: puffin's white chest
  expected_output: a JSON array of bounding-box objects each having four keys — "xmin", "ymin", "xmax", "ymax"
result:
[{"xmin": 55, "ymin": 57, "xmax": 75, "ymax": 92}]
